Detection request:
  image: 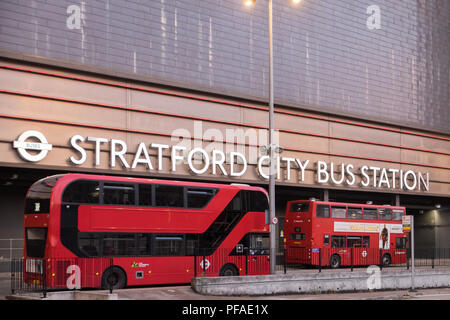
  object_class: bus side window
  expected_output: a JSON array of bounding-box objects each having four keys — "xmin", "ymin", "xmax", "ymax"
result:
[
  {"xmin": 248, "ymin": 191, "xmax": 269, "ymax": 212},
  {"xmin": 331, "ymin": 235, "xmax": 345, "ymax": 248},
  {"xmin": 103, "ymin": 183, "xmax": 135, "ymax": 205},
  {"xmin": 392, "ymin": 209, "xmax": 404, "ymax": 221},
  {"xmin": 63, "ymin": 180, "xmax": 100, "ymax": 204},
  {"xmin": 78, "ymin": 233, "xmax": 100, "ymax": 257},
  {"xmin": 379, "ymin": 208, "xmax": 392, "ymax": 220},
  {"xmin": 363, "ymin": 208, "xmax": 377, "ymax": 220},
  {"xmin": 138, "ymin": 184, "xmax": 153, "ymax": 206},
  {"xmin": 155, "ymin": 185, "xmax": 184, "ymax": 207},
  {"xmin": 154, "ymin": 235, "xmax": 185, "ymax": 256},
  {"xmin": 316, "ymin": 205, "xmax": 330, "ymax": 218},
  {"xmin": 136, "ymin": 234, "xmax": 152, "ymax": 256},
  {"xmin": 363, "ymin": 236, "xmax": 370, "ymax": 248},
  {"xmin": 348, "ymin": 207, "xmax": 362, "ymax": 219},
  {"xmin": 187, "ymin": 188, "xmax": 217, "ymax": 208},
  {"xmin": 331, "ymin": 206, "xmax": 346, "ymax": 219}
]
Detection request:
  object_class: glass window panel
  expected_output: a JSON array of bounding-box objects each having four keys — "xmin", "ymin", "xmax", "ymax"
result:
[
  {"xmin": 290, "ymin": 202, "xmax": 310, "ymax": 213},
  {"xmin": 379, "ymin": 208, "xmax": 392, "ymax": 220},
  {"xmin": 62, "ymin": 180, "xmax": 100, "ymax": 204},
  {"xmin": 316, "ymin": 205, "xmax": 330, "ymax": 218},
  {"xmin": 138, "ymin": 184, "xmax": 153, "ymax": 206},
  {"xmin": 331, "ymin": 206, "xmax": 346, "ymax": 219},
  {"xmin": 392, "ymin": 209, "xmax": 404, "ymax": 221},
  {"xmin": 363, "ymin": 208, "xmax": 378, "ymax": 220},
  {"xmin": 103, "ymin": 183, "xmax": 135, "ymax": 205},
  {"xmin": 348, "ymin": 207, "xmax": 363, "ymax": 219},
  {"xmin": 155, "ymin": 185, "xmax": 184, "ymax": 207}
]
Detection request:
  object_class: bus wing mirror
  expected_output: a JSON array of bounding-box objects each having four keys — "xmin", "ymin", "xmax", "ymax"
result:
[{"xmin": 265, "ymin": 209, "xmax": 269, "ymax": 225}]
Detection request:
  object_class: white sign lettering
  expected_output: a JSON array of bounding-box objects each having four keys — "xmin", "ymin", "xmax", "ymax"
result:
[{"xmin": 11, "ymin": 131, "xmax": 431, "ymax": 193}]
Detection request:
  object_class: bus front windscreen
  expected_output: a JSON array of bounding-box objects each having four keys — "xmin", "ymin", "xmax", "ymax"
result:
[{"xmin": 290, "ymin": 202, "xmax": 310, "ymax": 213}]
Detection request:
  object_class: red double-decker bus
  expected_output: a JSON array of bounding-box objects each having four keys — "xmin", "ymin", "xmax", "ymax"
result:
[
  {"xmin": 23, "ymin": 174, "xmax": 269, "ymax": 289},
  {"xmin": 284, "ymin": 200, "xmax": 407, "ymax": 268}
]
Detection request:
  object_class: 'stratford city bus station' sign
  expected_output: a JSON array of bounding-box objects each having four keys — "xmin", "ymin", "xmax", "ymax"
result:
[{"xmin": 12, "ymin": 131, "xmax": 430, "ymax": 192}]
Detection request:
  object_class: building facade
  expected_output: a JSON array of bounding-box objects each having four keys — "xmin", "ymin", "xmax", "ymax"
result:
[{"xmin": 0, "ymin": 0, "xmax": 449, "ymax": 254}]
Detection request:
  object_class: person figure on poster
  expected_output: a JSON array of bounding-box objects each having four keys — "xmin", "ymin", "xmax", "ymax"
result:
[{"xmin": 380, "ymin": 225, "xmax": 389, "ymax": 249}]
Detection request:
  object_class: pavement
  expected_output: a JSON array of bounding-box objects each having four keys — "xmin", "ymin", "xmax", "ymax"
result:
[
  {"xmin": 112, "ymin": 284, "xmax": 450, "ymax": 300},
  {"xmin": 2, "ymin": 269, "xmax": 450, "ymax": 301}
]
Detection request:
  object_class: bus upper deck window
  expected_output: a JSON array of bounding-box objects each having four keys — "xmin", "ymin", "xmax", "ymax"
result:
[
  {"xmin": 348, "ymin": 207, "xmax": 362, "ymax": 219},
  {"xmin": 392, "ymin": 209, "xmax": 404, "ymax": 221},
  {"xmin": 379, "ymin": 208, "xmax": 392, "ymax": 220},
  {"xmin": 63, "ymin": 180, "xmax": 99, "ymax": 204},
  {"xmin": 331, "ymin": 206, "xmax": 346, "ymax": 219},
  {"xmin": 316, "ymin": 205, "xmax": 330, "ymax": 218},
  {"xmin": 103, "ymin": 183, "xmax": 135, "ymax": 205}
]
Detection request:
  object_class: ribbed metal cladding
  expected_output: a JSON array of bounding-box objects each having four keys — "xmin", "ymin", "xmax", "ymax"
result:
[{"xmin": 0, "ymin": 0, "xmax": 448, "ymax": 133}]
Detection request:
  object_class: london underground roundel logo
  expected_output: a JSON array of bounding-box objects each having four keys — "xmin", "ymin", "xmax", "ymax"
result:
[{"xmin": 13, "ymin": 130, "xmax": 52, "ymax": 162}]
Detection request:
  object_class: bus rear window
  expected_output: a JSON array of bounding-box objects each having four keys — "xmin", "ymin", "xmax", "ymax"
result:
[
  {"xmin": 25, "ymin": 228, "xmax": 47, "ymax": 258},
  {"xmin": 24, "ymin": 175, "xmax": 61, "ymax": 214},
  {"xmin": 290, "ymin": 202, "xmax": 309, "ymax": 213}
]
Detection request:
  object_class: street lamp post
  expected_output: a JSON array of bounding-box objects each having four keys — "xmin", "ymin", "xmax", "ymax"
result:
[
  {"xmin": 245, "ymin": 0, "xmax": 300, "ymax": 274},
  {"xmin": 267, "ymin": 0, "xmax": 277, "ymax": 275}
]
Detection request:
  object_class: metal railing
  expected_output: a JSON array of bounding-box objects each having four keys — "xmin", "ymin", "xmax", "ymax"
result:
[
  {"xmin": 194, "ymin": 248, "xmax": 269, "ymax": 277},
  {"xmin": 408, "ymin": 248, "xmax": 450, "ymax": 268},
  {"xmin": 10, "ymin": 258, "xmax": 47, "ymax": 297},
  {"xmin": 9, "ymin": 249, "xmax": 267, "ymax": 297},
  {"xmin": 281, "ymin": 247, "xmax": 450, "ymax": 273},
  {"xmin": 0, "ymin": 239, "xmax": 23, "ymax": 272},
  {"xmin": 8, "ymin": 247, "xmax": 449, "ymax": 298},
  {"xmin": 10, "ymin": 257, "xmax": 113, "ymax": 298}
]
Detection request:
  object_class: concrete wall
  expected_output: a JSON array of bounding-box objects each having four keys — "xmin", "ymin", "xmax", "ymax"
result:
[{"xmin": 192, "ymin": 268, "xmax": 450, "ymax": 296}]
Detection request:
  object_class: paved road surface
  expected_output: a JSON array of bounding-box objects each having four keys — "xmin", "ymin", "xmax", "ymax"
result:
[{"xmin": 2, "ymin": 270, "xmax": 449, "ymax": 300}]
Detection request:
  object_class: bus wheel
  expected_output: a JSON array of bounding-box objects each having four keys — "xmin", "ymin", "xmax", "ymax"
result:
[
  {"xmin": 382, "ymin": 254, "xmax": 391, "ymax": 267},
  {"xmin": 102, "ymin": 266, "xmax": 127, "ymax": 290},
  {"xmin": 329, "ymin": 254, "xmax": 341, "ymax": 269},
  {"xmin": 219, "ymin": 264, "xmax": 238, "ymax": 277}
]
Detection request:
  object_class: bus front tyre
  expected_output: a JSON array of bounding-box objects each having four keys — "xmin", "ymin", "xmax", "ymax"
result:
[
  {"xmin": 219, "ymin": 264, "xmax": 238, "ymax": 277},
  {"xmin": 329, "ymin": 254, "xmax": 341, "ymax": 269},
  {"xmin": 102, "ymin": 266, "xmax": 126, "ymax": 290}
]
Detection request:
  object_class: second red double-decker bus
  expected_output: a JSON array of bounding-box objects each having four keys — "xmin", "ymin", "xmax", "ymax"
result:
[
  {"xmin": 23, "ymin": 173, "xmax": 269, "ymax": 289},
  {"xmin": 284, "ymin": 200, "xmax": 407, "ymax": 268}
]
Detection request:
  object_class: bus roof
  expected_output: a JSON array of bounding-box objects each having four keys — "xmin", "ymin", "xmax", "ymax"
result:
[
  {"xmin": 39, "ymin": 173, "xmax": 268, "ymax": 193},
  {"xmin": 287, "ymin": 199, "xmax": 405, "ymax": 210}
]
